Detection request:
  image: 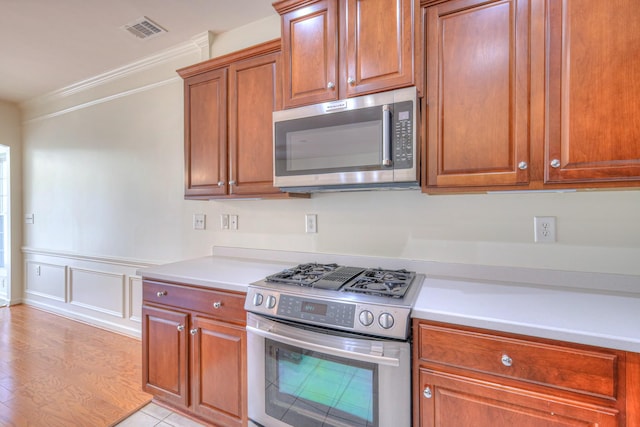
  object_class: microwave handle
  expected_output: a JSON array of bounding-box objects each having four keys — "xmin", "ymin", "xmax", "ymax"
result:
[{"xmin": 382, "ymin": 105, "xmax": 392, "ymax": 167}]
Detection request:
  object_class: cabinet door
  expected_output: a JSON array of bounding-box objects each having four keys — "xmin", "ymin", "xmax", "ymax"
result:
[
  {"xmin": 191, "ymin": 315, "xmax": 246, "ymax": 427},
  {"xmin": 184, "ymin": 68, "xmax": 228, "ymax": 198},
  {"xmin": 280, "ymin": 0, "xmax": 338, "ymax": 108},
  {"xmin": 543, "ymin": 0, "xmax": 640, "ymax": 184},
  {"xmin": 424, "ymin": 0, "xmax": 530, "ymax": 190},
  {"xmin": 142, "ymin": 305, "xmax": 189, "ymax": 408},
  {"xmin": 417, "ymin": 369, "xmax": 619, "ymax": 427},
  {"xmin": 344, "ymin": 0, "xmax": 416, "ymax": 97},
  {"xmin": 228, "ymin": 52, "xmax": 283, "ymax": 196}
]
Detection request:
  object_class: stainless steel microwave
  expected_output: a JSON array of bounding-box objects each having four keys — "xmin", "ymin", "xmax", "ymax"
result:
[{"xmin": 273, "ymin": 87, "xmax": 419, "ymax": 192}]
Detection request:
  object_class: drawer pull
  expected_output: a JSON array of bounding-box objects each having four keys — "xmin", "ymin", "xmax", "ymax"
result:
[
  {"xmin": 213, "ymin": 301, "xmax": 222, "ymax": 309},
  {"xmin": 190, "ymin": 328, "xmax": 198, "ymax": 335},
  {"xmin": 177, "ymin": 324, "xmax": 185, "ymax": 332},
  {"xmin": 156, "ymin": 291, "xmax": 167, "ymax": 297},
  {"xmin": 423, "ymin": 387, "xmax": 432, "ymax": 399},
  {"xmin": 501, "ymin": 354, "xmax": 513, "ymax": 367}
]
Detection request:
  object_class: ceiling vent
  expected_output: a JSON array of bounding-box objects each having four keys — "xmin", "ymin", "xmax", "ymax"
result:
[{"xmin": 122, "ymin": 16, "xmax": 167, "ymax": 40}]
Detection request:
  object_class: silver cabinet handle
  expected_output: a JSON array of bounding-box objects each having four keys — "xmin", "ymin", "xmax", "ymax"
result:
[
  {"xmin": 177, "ymin": 324, "xmax": 185, "ymax": 332},
  {"xmin": 217, "ymin": 181, "xmax": 225, "ymax": 187},
  {"xmin": 213, "ymin": 301, "xmax": 222, "ymax": 309},
  {"xmin": 156, "ymin": 291, "xmax": 167, "ymax": 297},
  {"xmin": 190, "ymin": 328, "xmax": 198, "ymax": 335},
  {"xmin": 501, "ymin": 354, "xmax": 513, "ymax": 367},
  {"xmin": 327, "ymin": 81, "xmax": 335, "ymax": 89},
  {"xmin": 347, "ymin": 77, "xmax": 356, "ymax": 86},
  {"xmin": 382, "ymin": 105, "xmax": 392, "ymax": 167},
  {"xmin": 229, "ymin": 180, "xmax": 236, "ymax": 186},
  {"xmin": 423, "ymin": 387, "xmax": 432, "ymax": 399},
  {"xmin": 518, "ymin": 161, "xmax": 528, "ymax": 170},
  {"xmin": 550, "ymin": 159, "xmax": 561, "ymax": 168}
]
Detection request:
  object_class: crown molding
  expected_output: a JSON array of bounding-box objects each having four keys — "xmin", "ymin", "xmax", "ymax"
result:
[{"xmin": 21, "ymin": 32, "xmax": 209, "ymax": 108}]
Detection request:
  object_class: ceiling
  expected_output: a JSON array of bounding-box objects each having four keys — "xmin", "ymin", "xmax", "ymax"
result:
[{"xmin": 0, "ymin": 0, "xmax": 277, "ymax": 104}]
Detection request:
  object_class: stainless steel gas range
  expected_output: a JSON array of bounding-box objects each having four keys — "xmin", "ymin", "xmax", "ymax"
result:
[{"xmin": 244, "ymin": 263, "xmax": 424, "ymax": 427}]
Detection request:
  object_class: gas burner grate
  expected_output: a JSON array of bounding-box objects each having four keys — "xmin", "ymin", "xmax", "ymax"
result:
[
  {"xmin": 343, "ymin": 268, "xmax": 415, "ymax": 298},
  {"xmin": 266, "ymin": 263, "xmax": 339, "ymax": 286}
]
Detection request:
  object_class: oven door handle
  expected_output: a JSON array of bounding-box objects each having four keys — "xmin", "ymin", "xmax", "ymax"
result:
[{"xmin": 246, "ymin": 324, "xmax": 401, "ymax": 367}]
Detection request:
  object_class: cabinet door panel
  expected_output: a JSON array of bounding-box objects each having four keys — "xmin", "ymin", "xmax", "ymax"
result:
[
  {"xmin": 418, "ymin": 369, "xmax": 619, "ymax": 427},
  {"xmin": 142, "ymin": 305, "xmax": 189, "ymax": 407},
  {"xmin": 184, "ymin": 69, "xmax": 228, "ymax": 197},
  {"xmin": 191, "ymin": 315, "xmax": 246, "ymax": 426},
  {"xmin": 544, "ymin": 0, "xmax": 640, "ymax": 183},
  {"xmin": 424, "ymin": 0, "xmax": 529, "ymax": 188},
  {"xmin": 281, "ymin": 0, "xmax": 338, "ymax": 107},
  {"xmin": 229, "ymin": 52, "xmax": 283, "ymax": 195},
  {"xmin": 345, "ymin": 0, "xmax": 415, "ymax": 96}
]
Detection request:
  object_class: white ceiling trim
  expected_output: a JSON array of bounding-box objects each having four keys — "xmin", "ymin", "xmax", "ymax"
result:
[
  {"xmin": 22, "ymin": 32, "xmax": 209, "ymax": 107},
  {"xmin": 23, "ymin": 77, "xmax": 180, "ymax": 124}
]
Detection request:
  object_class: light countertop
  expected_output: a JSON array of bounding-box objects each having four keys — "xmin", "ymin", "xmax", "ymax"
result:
[
  {"xmin": 412, "ymin": 277, "xmax": 640, "ymax": 353},
  {"xmin": 138, "ymin": 248, "xmax": 640, "ymax": 353}
]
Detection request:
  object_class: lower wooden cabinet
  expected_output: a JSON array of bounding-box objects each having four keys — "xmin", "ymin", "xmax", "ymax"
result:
[
  {"xmin": 413, "ymin": 320, "xmax": 633, "ymax": 427},
  {"xmin": 142, "ymin": 279, "xmax": 247, "ymax": 427}
]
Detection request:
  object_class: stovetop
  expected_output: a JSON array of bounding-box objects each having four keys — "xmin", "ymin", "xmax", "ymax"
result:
[
  {"xmin": 245, "ymin": 263, "xmax": 424, "ymax": 340},
  {"xmin": 265, "ymin": 262, "xmax": 415, "ymax": 298}
]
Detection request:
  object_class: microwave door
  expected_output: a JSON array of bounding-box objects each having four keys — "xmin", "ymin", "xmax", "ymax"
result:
[{"xmin": 274, "ymin": 105, "xmax": 394, "ymax": 187}]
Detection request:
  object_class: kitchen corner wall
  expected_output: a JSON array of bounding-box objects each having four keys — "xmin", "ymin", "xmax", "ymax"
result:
[{"xmin": 19, "ymin": 16, "xmax": 640, "ymax": 335}]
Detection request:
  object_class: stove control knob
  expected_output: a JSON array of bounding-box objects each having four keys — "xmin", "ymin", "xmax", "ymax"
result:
[
  {"xmin": 252, "ymin": 293, "xmax": 264, "ymax": 306},
  {"xmin": 358, "ymin": 310, "xmax": 374, "ymax": 327},
  {"xmin": 378, "ymin": 312, "xmax": 395, "ymax": 329},
  {"xmin": 266, "ymin": 295, "xmax": 277, "ymax": 309}
]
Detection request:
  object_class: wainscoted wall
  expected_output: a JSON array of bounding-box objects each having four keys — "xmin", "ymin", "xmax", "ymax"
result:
[{"xmin": 23, "ymin": 249, "xmax": 150, "ymax": 337}]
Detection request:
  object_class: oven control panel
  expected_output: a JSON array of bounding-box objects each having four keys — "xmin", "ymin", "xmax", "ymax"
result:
[
  {"xmin": 276, "ymin": 294, "xmax": 356, "ymax": 327},
  {"xmin": 245, "ymin": 286, "xmax": 411, "ymax": 339}
]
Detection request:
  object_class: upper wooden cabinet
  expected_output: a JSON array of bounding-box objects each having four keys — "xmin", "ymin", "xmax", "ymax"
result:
[
  {"xmin": 541, "ymin": 0, "xmax": 640, "ymax": 185},
  {"xmin": 183, "ymin": 68, "xmax": 228, "ymax": 198},
  {"xmin": 274, "ymin": 0, "xmax": 420, "ymax": 108},
  {"xmin": 423, "ymin": 0, "xmax": 530, "ymax": 190},
  {"xmin": 179, "ymin": 39, "xmax": 305, "ymax": 199},
  {"xmin": 422, "ymin": 0, "xmax": 640, "ymax": 193}
]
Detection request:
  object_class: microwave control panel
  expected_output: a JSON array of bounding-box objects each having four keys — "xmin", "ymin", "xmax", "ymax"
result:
[{"xmin": 393, "ymin": 100, "xmax": 414, "ymax": 169}]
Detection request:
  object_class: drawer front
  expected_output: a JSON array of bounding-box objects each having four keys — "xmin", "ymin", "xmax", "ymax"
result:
[
  {"xmin": 417, "ymin": 323, "xmax": 619, "ymax": 399},
  {"xmin": 143, "ymin": 280, "xmax": 246, "ymax": 324}
]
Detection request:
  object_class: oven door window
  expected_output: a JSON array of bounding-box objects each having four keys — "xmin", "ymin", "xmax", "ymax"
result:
[{"xmin": 265, "ymin": 338, "xmax": 378, "ymax": 427}]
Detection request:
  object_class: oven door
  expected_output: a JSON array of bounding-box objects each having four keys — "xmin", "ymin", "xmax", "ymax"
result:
[{"xmin": 246, "ymin": 312, "xmax": 411, "ymax": 427}]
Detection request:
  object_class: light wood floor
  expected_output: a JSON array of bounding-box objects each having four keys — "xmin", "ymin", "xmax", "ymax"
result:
[{"xmin": 0, "ymin": 305, "xmax": 151, "ymax": 426}]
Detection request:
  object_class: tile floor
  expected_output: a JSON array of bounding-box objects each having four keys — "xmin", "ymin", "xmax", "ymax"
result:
[{"xmin": 114, "ymin": 402, "xmax": 208, "ymax": 427}]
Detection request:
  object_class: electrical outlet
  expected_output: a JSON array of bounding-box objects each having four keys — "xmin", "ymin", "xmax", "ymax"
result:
[
  {"xmin": 193, "ymin": 214, "xmax": 206, "ymax": 230},
  {"xmin": 230, "ymin": 215, "xmax": 238, "ymax": 230},
  {"xmin": 305, "ymin": 214, "xmax": 318, "ymax": 233},
  {"xmin": 534, "ymin": 216, "xmax": 556, "ymax": 243},
  {"xmin": 220, "ymin": 214, "xmax": 229, "ymax": 230}
]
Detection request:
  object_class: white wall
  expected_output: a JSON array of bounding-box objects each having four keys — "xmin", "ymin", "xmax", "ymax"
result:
[
  {"xmin": 0, "ymin": 100, "xmax": 23, "ymax": 305},
  {"xmin": 17, "ymin": 16, "xmax": 640, "ymax": 333}
]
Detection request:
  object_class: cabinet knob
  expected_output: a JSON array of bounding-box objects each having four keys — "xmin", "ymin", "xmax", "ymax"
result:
[
  {"xmin": 327, "ymin": 81, "xmax": 335, "ymax": 89},
  {"xmin": 550, "ymin": 159, "xmax": 561, "ymax": 168},
  {"xmin": 177, "ymin": 324, "xmax": 185, "ymax": 332},
  {"xmin": 501, "ymin": 354, "xmax": 513, "ymax": 367},
  {"xmin": 423, "ymin": 387, "xmax": 432, "ymax": 399},
  {"xmin": 347, "ymin": 77, "xmax": 356, "ymax": 86},
  {"xmin": 213, "ymin": 301, "xmax": 222, "ymax": 309},
  {"xmin": 190, "ymin": 328, "xmax": 198, "ymax": 335},
  {"xmin": 217, "ymin": 181, "xmax": 225, "ymax": 187},
  {"xmin": 229, "ymin": 180, "xmax": 236, "ymax": 186},
  {"xmin": 156, "ymin": 291, "xmax": 167, "ymax": 297},
  {"xmin": 518, "ymin": 161, "xmax": 528, "ymax": 170}
]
